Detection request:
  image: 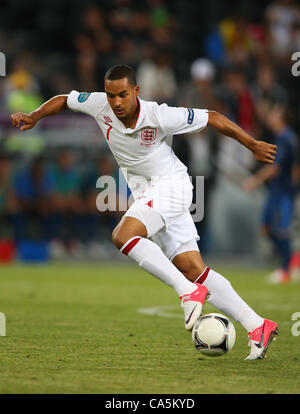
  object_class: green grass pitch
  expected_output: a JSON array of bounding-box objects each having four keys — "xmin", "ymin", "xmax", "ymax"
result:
[{"xmin": 0, "ymin": 262, "xmax": 299, "ymax": 394}]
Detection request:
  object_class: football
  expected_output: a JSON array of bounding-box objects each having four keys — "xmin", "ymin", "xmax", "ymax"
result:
[{"xmin": 192, "ymin": 313, "xmax": 236, "ymax": 357}]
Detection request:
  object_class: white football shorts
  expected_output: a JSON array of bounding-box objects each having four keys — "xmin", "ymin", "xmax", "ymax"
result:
[{"xmin": 124, "ymin": 175, "xmax": 200, "ymax": 260}]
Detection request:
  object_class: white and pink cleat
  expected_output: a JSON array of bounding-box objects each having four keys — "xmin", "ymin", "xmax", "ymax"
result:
[
  {"xmin": 180, "ymin": 283, "xmax": 209, "ymax": 330},
  {"xmin": 245, "ymin": 319, "xmax": 279, "ymax": 360}
]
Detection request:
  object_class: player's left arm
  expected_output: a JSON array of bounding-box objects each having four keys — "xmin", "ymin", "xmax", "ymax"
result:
[{"xmin": 207, "ymin": 111, "xmax": 277, "ymax": 164}]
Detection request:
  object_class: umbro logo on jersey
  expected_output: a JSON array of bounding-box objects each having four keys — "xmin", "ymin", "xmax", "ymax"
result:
[
  {"xmin": 141, "ymin": 128, "xmax": 157, "ymax": 146},
  {"xmin": 104, "ymin": 116, "xmax": 112, "ymax": 123}
]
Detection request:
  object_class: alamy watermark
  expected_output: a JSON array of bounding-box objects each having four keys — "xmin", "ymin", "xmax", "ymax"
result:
[
  {"xmin": 0, "ymin": 312, "xmax": 6, "ymax": 336},
  {"xmin": 291, "ymin": 312, "xmax": 300, "ymax": 337},
  {"xmin": 95, "ymin": 169, "xmax": 205, "ymax": 223},
  {"xmin": 291, "ymin": 52, "xmax": 300, "ymax": 77},
  {"xmin": 0, "ymin": 52, "xmax": 6, "ymax": 77}
]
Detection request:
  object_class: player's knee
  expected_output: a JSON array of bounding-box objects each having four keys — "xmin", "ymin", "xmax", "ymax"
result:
[
  {"xmin": 112, "ymin": 226, "xmax": 136, "ymax": 250},
  {"xmin": 111, "ymin": 227, "xmax": 126, "ymax": 249}
]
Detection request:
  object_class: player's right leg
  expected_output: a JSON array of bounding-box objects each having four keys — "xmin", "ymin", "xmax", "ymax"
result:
[{"xmin": 111, "ymin": 208, "xmax": 208, "ymax": 330}]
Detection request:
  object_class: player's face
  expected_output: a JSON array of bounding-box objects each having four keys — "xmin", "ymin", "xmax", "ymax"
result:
[{"xmin": 105, "ymin": 78, "xmax": 139, "ymax": 120}]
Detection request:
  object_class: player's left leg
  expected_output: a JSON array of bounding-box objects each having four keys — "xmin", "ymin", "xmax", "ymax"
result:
[
  {"xmin": 112, "ymin": 211, "xmax": 208, "ymax": 330},
  {"xmin": 172, "ymin": 249, "xmax": 278, "ymax": 359}
]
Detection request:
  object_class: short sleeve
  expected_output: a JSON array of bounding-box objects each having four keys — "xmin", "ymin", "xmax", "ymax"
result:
[
  {"xmin": 158, "ymin": 103, "xmax": 209, "ymax": 136},
  {"xmin": 67, "ymin": 90, "xmax": 106, "ymax": 118}
]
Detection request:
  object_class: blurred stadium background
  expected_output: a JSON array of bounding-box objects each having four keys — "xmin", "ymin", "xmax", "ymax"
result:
[{"xmin": 0, "ymin": 0, "xmax": 299, "ymax": 267}]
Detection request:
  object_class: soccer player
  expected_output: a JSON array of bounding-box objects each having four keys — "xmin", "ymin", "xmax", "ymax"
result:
[
  {"xmin": 244, "ymin": 105, "xmax": 298, "ymax": 283},
  {"xmin": 11, "ymin": 64, "xmax": 279, "ymax": 360}
]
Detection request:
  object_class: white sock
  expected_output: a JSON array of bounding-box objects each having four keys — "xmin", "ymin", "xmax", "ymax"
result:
[
  {"xmin": 121, "ymin": 236, "xmax": 196, "ymax": 297},
  {"xmin": 196, "ymin": 268, "xmax": 264, "ymax": 332}
]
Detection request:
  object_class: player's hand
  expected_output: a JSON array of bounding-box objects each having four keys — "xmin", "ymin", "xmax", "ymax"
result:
[
  {"xmin": 10, "ymin": 112, "xmax": 38, "ymax": 131},
  {"xmin": 250, "ymin": 140, "xmax": 277, "ymax": 164}
]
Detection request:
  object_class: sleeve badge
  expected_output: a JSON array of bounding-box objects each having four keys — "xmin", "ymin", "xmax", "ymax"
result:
[{"xmin": 78, "ymin": 92, "xmax": 91, "ymax": 102}]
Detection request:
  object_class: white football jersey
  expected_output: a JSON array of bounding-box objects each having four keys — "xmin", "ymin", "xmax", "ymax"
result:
[{"xmin": 67, "ymin": 90, "xmax": 208, "ymax": 197}]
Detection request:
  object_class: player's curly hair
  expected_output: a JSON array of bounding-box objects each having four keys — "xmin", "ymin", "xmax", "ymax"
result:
[{"xmin": 104, "ymin": 64, "xmax": 137, "ymax": 86}]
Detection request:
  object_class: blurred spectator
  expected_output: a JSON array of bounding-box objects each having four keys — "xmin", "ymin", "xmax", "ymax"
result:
[
  {"xmin": 251, "ymin": 64, "xmax": 288, "ymax": 141},
  {"xmin": 265, "ymin": 0, "xmax": 300, "ymax": 61},
  {"xmin": 74, "ymin": 5, "xmax": 115, "ymax": 91},
  {"xmin": 83, "ymin": 6, "xmax": 113, "ymax": 56},
  {"xmin": 0, "ymin": 153, "xmax": 18, "ymax": 239},
  {"xmin": 243, "ymin": 105, "xmax": 298, "ymax": 283},
  {"xmin": 52, "ymin": 149, "xmax": 82, "ymax": 212},
  {"xmin": 4, "ymin": 55, "xmax": 43, "ymax": 114},
  {"xmin": 217, "ymin": 66, "xmax": 255, "ymax": 135},
  {"xmin": 251, "ymin": 64, "xmax": 288, "ymax": 108},
  {"xmin": 216, "ymin": 67, "xmax": 256, "ymax": 181},
  {"xmin": 82, "ymin": 153, "xmax": 124, "ymax": 227},
  {"xmin": 290, "ymin": 20, "xmax": 300, "ymax": 52},
  {"xmin": 51, "ymin": 149, "xmax": 83, "ymax": 256},
  {"xmin": 1, "ymin": 56, "xmax": 45, "ymax": 155},
  {"xmin": 149, "ymin": 0, "xmax": 171, "ymax": 29},
  {"xmin": 108, "ymin": 0, "xmax": 148, "ymax": 66},
  {"xmin": 130, "ymin": 7, "xmax": 150, "ymax": 41},
  {"xmin": 13, "ymin": 156, "xmax": 54, "ymax": 241},
  {"xmin": 178, "ymin": 58, "xmax": 221, "ymax": 251},
  {"xmin": 180, "ymin": 58, "xmax": 220, "ymax": 111},
  {"xmin": 218, "ymin": 14, "xmax": 255, "ymax": 67},
  {"xmin": 74, "ymin": 31, "xmax": 98, "ymax": 92},
  {"xmin": 109, "ymin": 0, "xmax": 135, "ymax": 39},
  {"xmin": 150, "ymin": 26, "xmax": 174, "ymax": 48},
  {"xmin": 204, "ymin": 26, "xmax": 226, "ymax": 66},
  {"xmin": 137, "ymin": 48, "xmax": 177, "ymax": 104},
  {"xmin": 115, "ymin": 36, "xmax": 142, "ymax": 67},
  {"xmin": 81, "ymin": 152, "xmax": 126, "ymax": 258},
  {"xmin": 148, "ymin": 0, "xmax": 175, "ymax": 47}
]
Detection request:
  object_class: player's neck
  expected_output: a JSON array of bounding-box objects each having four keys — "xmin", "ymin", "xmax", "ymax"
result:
[{"xmin": 121, "ymin": 98, "xmax": 140, "ymax": 129}]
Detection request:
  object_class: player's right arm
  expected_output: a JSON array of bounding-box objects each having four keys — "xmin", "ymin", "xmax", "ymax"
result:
[
  {"xmin": 11, "ymin": 95, "xmax": 68, "ymax": 131},
  {"xmin": 158, "ymin": 103, "xmax": 277, "ymax": 165},
  {"xmin": 207, "ymin": 111, "xmax": 277, "ymax": 164}
]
